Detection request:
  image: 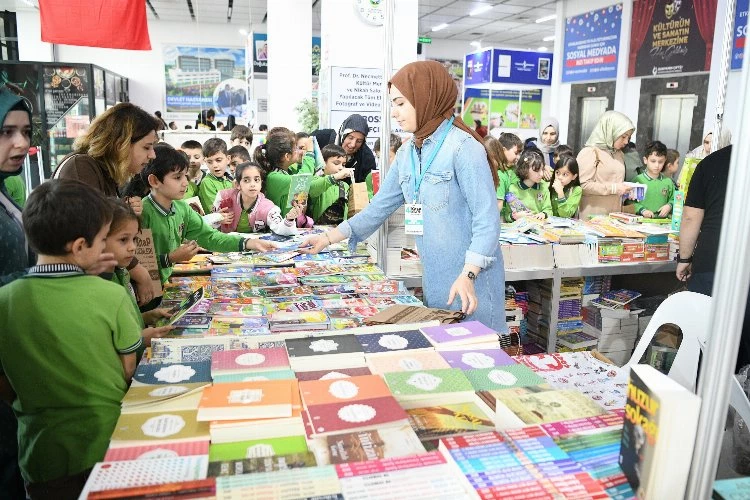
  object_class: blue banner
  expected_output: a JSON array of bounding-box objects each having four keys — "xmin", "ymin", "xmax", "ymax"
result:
[
  {"xmin": 733, "ymin": 0, "xmax": 748, "ymax": 70},
  {"xmin": 491, "ymin": 49, "xmax": 553, "ymax": 86},
  {"xmin": 562, "ymin": 4, "xmax": 622, "ymax": 82},
  {"xmin": 464, "ymin": 49, "xmax": 493, "ymax": 85}
]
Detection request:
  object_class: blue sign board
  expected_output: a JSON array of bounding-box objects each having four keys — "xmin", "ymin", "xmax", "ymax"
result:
[
  {"xmin": 562, "ymin": 4, "xmax": 622, "ymax": 82},
  {"xmin": 491, "ymin": 49, "xmax": 553, "ymax": 86},
  {"xmin": 732, "ymin": 0, "xmax": 748, "ymax": 70},
  {"xmin": 464, "ymin": 49, "xmax": 493, "ymax": 85}
]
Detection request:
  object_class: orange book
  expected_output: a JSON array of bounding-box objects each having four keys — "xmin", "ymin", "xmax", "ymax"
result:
[
  {"xmin": 299, "ymin": 375, "xmax": 392, "ymax": 408},
  {"xmin": 197, "ymin": 380, "xmax": 294, "ymax": 421},
  {"xmin": 211, "ymin": 380, "xmax": 303, "ymax": 426}
]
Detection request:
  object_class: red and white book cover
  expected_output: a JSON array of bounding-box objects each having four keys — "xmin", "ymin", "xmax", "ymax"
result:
[
  {"xmin": 299, "ymin": 375, "xmax": 392, "ymax": 408},
  {"xmin": 306, "ymin": 396, "xmax": 408, "ymax": 436},
  {"xmin": 103, "ymin": 440, "xmax": 209, "ymax": 462},
  {"xmin": 334, "ymin": 451, "xmax": 447, "ymax": 478},
  {"xmin": 440, "ymin": 431, "xmax": 506, "ymax": 450},
  {"xmin": 211, "ymin": 347, "xmax": 289, "ymax": 374}
]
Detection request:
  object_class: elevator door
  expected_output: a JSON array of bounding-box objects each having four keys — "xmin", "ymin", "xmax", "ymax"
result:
[
  {"xmin": 580, "ymin": 97, "xmax": 609, "ymax": 146},
  {"xmin": 653, "ymin": 94, "xmax": 698, "ymax": 154}
]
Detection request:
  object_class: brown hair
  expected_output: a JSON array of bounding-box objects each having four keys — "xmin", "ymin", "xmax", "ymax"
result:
[{"xmin": 74, "ymin": 103, "xmax": 159, "ymax": 185}]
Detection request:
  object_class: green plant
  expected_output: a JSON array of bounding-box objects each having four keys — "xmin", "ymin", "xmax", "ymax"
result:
[{"xmin": 294, "ymin": 98, "xmax": 319, "ymax": 133}]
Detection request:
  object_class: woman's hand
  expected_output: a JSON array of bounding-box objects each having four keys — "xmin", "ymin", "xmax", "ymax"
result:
[
  {"xmin": 245, "ymin": 238, "xmax": 276, "ymax": 252},
  {"xmin": 447, "ymin": 275, "xmax": 478, "ymax": 316},
  {"xmin": 615, "ymin": 184, "xmax": 634, "ymax": 197},
  {"xmin": 298, "ymin": 234, "xmax": 330, "ymax": 254},
  {"xmin": 169, "ymin": 240, "xmax": 199, "ymax": 263},
  {"xmin": 676, "ymin": 262, "xmax": 692, "ymax": 282},
  {"xmin": 126, "ymin": 196, "xmax": 143, "ymax": 216}
]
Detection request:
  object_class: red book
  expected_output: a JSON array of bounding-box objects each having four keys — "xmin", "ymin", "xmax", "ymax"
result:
[
  {"xmin": 306, "ymin": 396, "xmax": 408, "ymax": 436},
  {"xmin": 103, "ymin": 440, "xmax": 209, "ymax": 462},
  {"xmin": 334, "ymin": 451, "xmax": 446, "ymax": 478},
  {"xmin": 439, "ymin": 431, "xmax": 505, "ymax": 450}
]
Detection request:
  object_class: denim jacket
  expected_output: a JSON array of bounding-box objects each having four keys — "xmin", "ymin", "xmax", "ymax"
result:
[{"xmin": 338, "ymin": 119, "xmax": 507, "ymax": 332}]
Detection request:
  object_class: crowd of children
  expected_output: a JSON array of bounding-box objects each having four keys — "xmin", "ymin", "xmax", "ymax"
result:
[{"xmin": 484, "ymin": 131, "xmax": 678, "ymax": 222}]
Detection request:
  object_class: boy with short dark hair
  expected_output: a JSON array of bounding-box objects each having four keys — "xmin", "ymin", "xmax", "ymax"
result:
[
  {"xmin": 198, "ymin": 138, "xmax": 233, "ymax": 212},
  {"xmin": 0, "ymin": 179, "xmax": 142, "ymax": 497},
  {"xmin": 227, "ymin": 145, "xmax": 251, "ymax": 178},
  {"xmin": 309, "ymin": 144, "xmax": 354, "ymax": 225},
  {"xmin": 230, "ymin": 125, "xmax": 253, "ymax": 149},
  {"xmin": 665, "ymin": 148, "xmax": 680, "ymax": 187},
  {"xmin": 141, "ymin": 145, "xmax": 274, "ymax": 283},
  {"xmin": 633, "ymin": 140, "xmax": 674, "ymax": 218},
  {"xmin": 180, "ymin": 139, "xmax": 205, "ymax": 199},
  {"xmin": 553, "ymin": 144, "xmax": 573, "ymax": 165}
]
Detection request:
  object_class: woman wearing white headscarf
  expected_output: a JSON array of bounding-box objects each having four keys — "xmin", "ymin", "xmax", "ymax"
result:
[
  {"xmin": 576, "ymin": 111, "xmax": 636, "ymax": 219},
  {"xmin": 686, "ymin": 129, "xmax": 732, "ymax": 160}
]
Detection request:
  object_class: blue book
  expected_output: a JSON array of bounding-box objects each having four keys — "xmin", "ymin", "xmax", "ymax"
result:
[
  {"xmin": 132, "ymin": 360, "xmax": 212, "ymax": 385},
  {"xmin": 212, "ymin": 369, "xmax": 297, "ymax": 384},
  {"xmin": 356, "ymin": 330, "xmax": 433, "ymax": 355}
]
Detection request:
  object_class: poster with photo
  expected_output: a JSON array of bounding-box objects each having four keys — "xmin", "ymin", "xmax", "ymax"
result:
[
  {"xmin": 163, "ymin": 45, "xmax": 247, "ymax": 118},
  {"xmin": 489, "ymin": 89, "xmax": 520, "ymax": 129},
  {"xmin": 519, "ymin": 90, "xmax": 542, "ymax": 130},
  {"xmin": 252, "ymin": 33, "xmax": 323, "ymax": 76},
  {"xmin": 463, "ymin": 88, "xmax": 491, "ymax": 127},
  {"xmin": 628, "ymin": 0, "xmax": 717, "ymax": 77}
]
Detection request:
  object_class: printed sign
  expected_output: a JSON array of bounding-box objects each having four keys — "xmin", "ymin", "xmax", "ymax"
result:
[
  {"xmin": 628, "ymin": 0, "xmax": 718, "ymax": 77},
  {"xmin": 464, "ymin": 49, "xmax": 493, "ymax": 85},
  {"xmin": 463, "ymin": 88, "xmax": 491, "ymax": 127},
  {"xmin": 562, "ymin": 4, "xmax": 622, "ymax": 82},
  {"xmin": 733, "ymin": 0, "xmax": 749, "ymax": 70},
  {"xmin": 134, "ymin": 228, "xmax": 163, "ymax": 297},
  {"xmin": 252, "ymin": 33, "xmax": 322, "ymax": 75},
  {"xmin": 329, "ymin": 66, "xmax": 387, "ymax": 147},
  {"xmin": 491, "ymin": 49, "xmax": 553, "ymax": 86}
]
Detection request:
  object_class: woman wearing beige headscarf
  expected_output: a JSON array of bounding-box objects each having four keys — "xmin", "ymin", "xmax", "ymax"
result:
[
  {"xmin": 686, "ymin": 129, "xmax": 732, "ymax": 160},
  {"xmin": 576, "ymin": 111, "xmax": 636, "ymax": 219},
  {"xmin": 300, "ymin": 61, "xmax": 507, "ymax": 332}
]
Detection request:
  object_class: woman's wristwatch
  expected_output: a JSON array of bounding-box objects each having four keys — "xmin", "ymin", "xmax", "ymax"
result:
[{"xmin": 465, "ymin": 271, "xmax": 477, "ymax": 281}]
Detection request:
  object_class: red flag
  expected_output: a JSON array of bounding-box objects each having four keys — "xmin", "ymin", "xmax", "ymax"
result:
[{"xmin": 39, "ymin": 0, "xmax": 151, "ymax": 51}]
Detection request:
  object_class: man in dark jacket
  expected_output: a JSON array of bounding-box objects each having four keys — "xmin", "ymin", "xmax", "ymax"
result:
[{"xmin": 337, "ymin": 114, "xmax": 376, "ymax": 183}]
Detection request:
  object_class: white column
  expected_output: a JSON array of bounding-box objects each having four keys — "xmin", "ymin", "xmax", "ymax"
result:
[{"xmin": 267, "ymin": 0, "xmax": 313, "ymax": 130}]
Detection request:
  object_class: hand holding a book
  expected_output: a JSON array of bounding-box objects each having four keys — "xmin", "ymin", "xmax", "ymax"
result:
[
  {"xmin": 615, "ymin": 184, "xmax": 636, "ymax": 199},
  {"xmin": 299, "ymin": 228, "xmax": 346, "ymax": 254},
  {"xmin": 286, "ymin": 206, "xmax": 302, "ymax": 222},
  {"xmin": 641, "ymin": 209, "xmax": 655, "ymax": 219},
  {"xmin": 142, "ymin": 308, "xmax": 172, "ymax": 326},
  {"xmin": 245, "ymin": 238, "xmax": 277, "ymax": 253},
  {"xmin": 169, "ymin": 240, "xmax": 199, "ymax": 263}
]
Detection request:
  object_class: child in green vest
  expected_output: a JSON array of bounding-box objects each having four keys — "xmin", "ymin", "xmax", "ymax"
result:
[
  {"xmin": 310, "ymin": 144, "xmax": 356, "ymax": 225},
  {"xmin": 484, "ymin": 133, "xmax": 522, "ymax": 213},
  {"xmin": 197, "ymin": 138, "xmax": 233, "ymax": 212},
  {"xmin": 102, "ymin": 199, "xmax": 173, "ymax": 350},
  {"xmin": 141, "ymin": 145, "xmax": 275, "ymax": 283},
  {"xmin": 255, "ymin": 127, "xmax": 352, "ymax": 224},
  {"xmin": 632, "ymin": 140, "xmax": 674, "ymax": 218},
  {"xmin": 0, "ymin": 179, "xmax": 142, "ymax": 497},
  {"xmin": 503, "ymin": 148, "xmax": 552, "ymax": 222},
  {"xmin": 549, "ymin": 155, "xmax": 582, "ymax": 218}
]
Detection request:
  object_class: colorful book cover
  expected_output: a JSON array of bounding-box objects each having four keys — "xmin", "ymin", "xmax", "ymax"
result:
[
  {"xmin": 496, "ymin": 389, "xmax": 606, "ymax": 425},
  {"xmin": 439, "ymin": 348, "xmax": 517, "ymax": 371},
  {"xmin": 157, "ymin": 287, "xmax": 205, "ymax": 326},
  {"xmin": 285, "ymin": 334, "xmax": 364, "ymax": 359},
  {"xmin": 365, "ymin": 295, "xmax": 423, "ymax": 306},
  {"xmin": 325, "ymin": 306, "xmax": 382, "ymax": 318},
  {"xmin": 207, "ymin": 452, "xmax": 317, "ymax": 477},
  {"xmin": 286, "ymin": 172, "xmax": 313, "ymax": 209},
  {"xmin": 110, "ymin": 410, "xmax": 209, "ymax": 445},
  {"xmin": 420, "ymin": 321, "xmax": 498, "ymax": 346},
  {"xmin": 104, "ymin": 440, "xmax": 210, "ymax": 461},
  {"xmin": 197, "ymin": 380, "xmax": 294, "ymax": 421},
  {"xmin": 366, "ymin": 350, "xmax": 451, "ymax": 375},
  {"xmin": 208, "ymin": 317, "xmax": 271, "ymax": 336},
  {"xmin": 354, "ymin": 280, "xmax": 401, "ymax": 295},
  {"xmin": 356, "ymin": 330, "xmax": 433, "ymax": 355},
  {"xmin": 208, "ymin": 436, "xmax": 309, "ymax": 461},
  {"xmin": 172, "ymin": 314, "xmax": 211, "ymax": 329},
  {"xmin": 267, "ymin": 299, "xmax": 320, "ymax": 313},
  {"xmin": 214, "ymin": 465, "xmax": 341, "ymax": 498},
  {"xmin": 212, "ymin": 369, "xmax": 297, "ymax": 384},
  {"xmin": 209, "ymin": 301, "xmax": 266, "ymax": 317},
  {"xmin": 269, "ymin": 310, "xmax": 329, "ymax": 330},
  {"xmin": 294, "ymin": 367, "xmax": 372, "ymax": 381},
  {"xmin": 329, "ymin": 317, "xmax": 366, "ymax": 330},
  {"xmin": 150, "ymin": 338, "xmax": 232, "ymax": 364},
  {"xmin": 132, "ymin": 361, "xmax": 212, "ymax": 386},
  {"xmin": 314, "ymin": 298, "xmax": 372, "ymax": 309},
  {"xmin": 211, "ymin": 347, "xmax": 290, "ymax": 374},
  {"xmin": 306, "ymin": 396, "xmax": 409, "ymax": 436},
  {"xmin": 310, "ymin": 425, "xmax": 425, "ymax": 465},
  {"xmin": 541, "ymin": 410, "xmax": 624, "ymax": 438},
  {"xmin": 384, "ymin": 368, "xmax": 473, "ymax": 397},
  {"xmin": 122, "ymin": 382, "xmax": 208, "ymax": 407},
  {"xmin": 464, "ymin": 364, "xmax": 547, "ymax": 391},
  {"xmin": 406, "ymin": 402, "xmax": 494, "ymax": 440},
  {"xmin": 80, "ymin": 456, "xmax": 208, "ymax": 496},
  {"xmin": 299, "ymin": 375, "xmax": 392, "ymax": 407}
]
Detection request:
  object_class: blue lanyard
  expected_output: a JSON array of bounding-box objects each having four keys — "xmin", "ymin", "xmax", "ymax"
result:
[{"xmin": 410, "ymin": 117, "xmax": 454, "ymax": 203}]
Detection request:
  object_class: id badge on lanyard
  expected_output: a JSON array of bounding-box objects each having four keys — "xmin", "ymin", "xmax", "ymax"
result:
[{"xmin": 406, "ymin": 117, "xmax": 454, "ymax": 237}]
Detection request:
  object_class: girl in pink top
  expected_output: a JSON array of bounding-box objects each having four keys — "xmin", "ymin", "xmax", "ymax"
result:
[{"xmin": 213, "ymin": 162, "xmax": 311, "ymax": 235}]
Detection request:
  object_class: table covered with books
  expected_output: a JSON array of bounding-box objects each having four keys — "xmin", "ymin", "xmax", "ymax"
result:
[{"xmin": 79, "ymin": 230, "xmax": 642, "ymax": 499}]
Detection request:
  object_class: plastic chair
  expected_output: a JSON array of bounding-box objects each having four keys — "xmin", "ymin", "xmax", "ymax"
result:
[
  {"xmin": 625, "ymin": 291, "xmax": 750, "ymax": 426},
  {"xmin": 625, "ymin": 291, "xmax": 711, "ymax": 392}
]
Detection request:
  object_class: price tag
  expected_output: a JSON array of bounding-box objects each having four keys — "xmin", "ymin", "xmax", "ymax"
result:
[{"xmin": 404, "ymin": 203, "xmax": 424, "ymax": 235}]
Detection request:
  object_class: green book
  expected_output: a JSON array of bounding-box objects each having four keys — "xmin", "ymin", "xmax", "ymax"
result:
[
  {"xmin": 208, "ymin": 435, "xmax": 309, "ymax": 461},
  {"xmin": 464, "ymin": 364, "xmax": 546, "ymax": 391},
  {"xmin": 384, "ymin": 368, "xmax": 474, "ymax": 405},
  {"xmin": 208, "ymin": 451, "xmax": 317, "ymax": 477},
  {"xmin": 286, "ymin": 173, "xmax": 313, "ymax": 209},
  {"xmin": 212, "ymin": 369, "xmax": 297, "ymax": 384}
]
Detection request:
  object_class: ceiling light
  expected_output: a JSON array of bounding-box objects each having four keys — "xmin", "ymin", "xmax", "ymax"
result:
[
  {"xmin": 470, "ymin": 41, "xmax": 482, "ymax": 48},
  {"xmin": 535, "ymin": 14, "xmax": 556, "ymax": 23},
  {"xmin": 543, "ymin": 35, "xmax": 555, "ymax": 42},
  {"xmin": 432, "ymin": 23, "xmax": 450, "ymax": 32},
  {"xmin": 537, "ymin": 46, "xmax": 548, "ymax": 51},
  {"xmin": 239, "ymin": 29, "xmax": 248, "ymax": 36},
  {"xmin": 470, "ymin": 4, "xmax": 493, "ymax": 16}
]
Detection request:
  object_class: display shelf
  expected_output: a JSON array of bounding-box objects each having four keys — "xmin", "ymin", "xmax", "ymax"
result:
[
  {"xmin": 557, "ymin": 261, "xmax": 677, "ymax": 278},
  {"xmin": 506, "ymin": 268, "xmax": 556, "ymax": 281}
]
